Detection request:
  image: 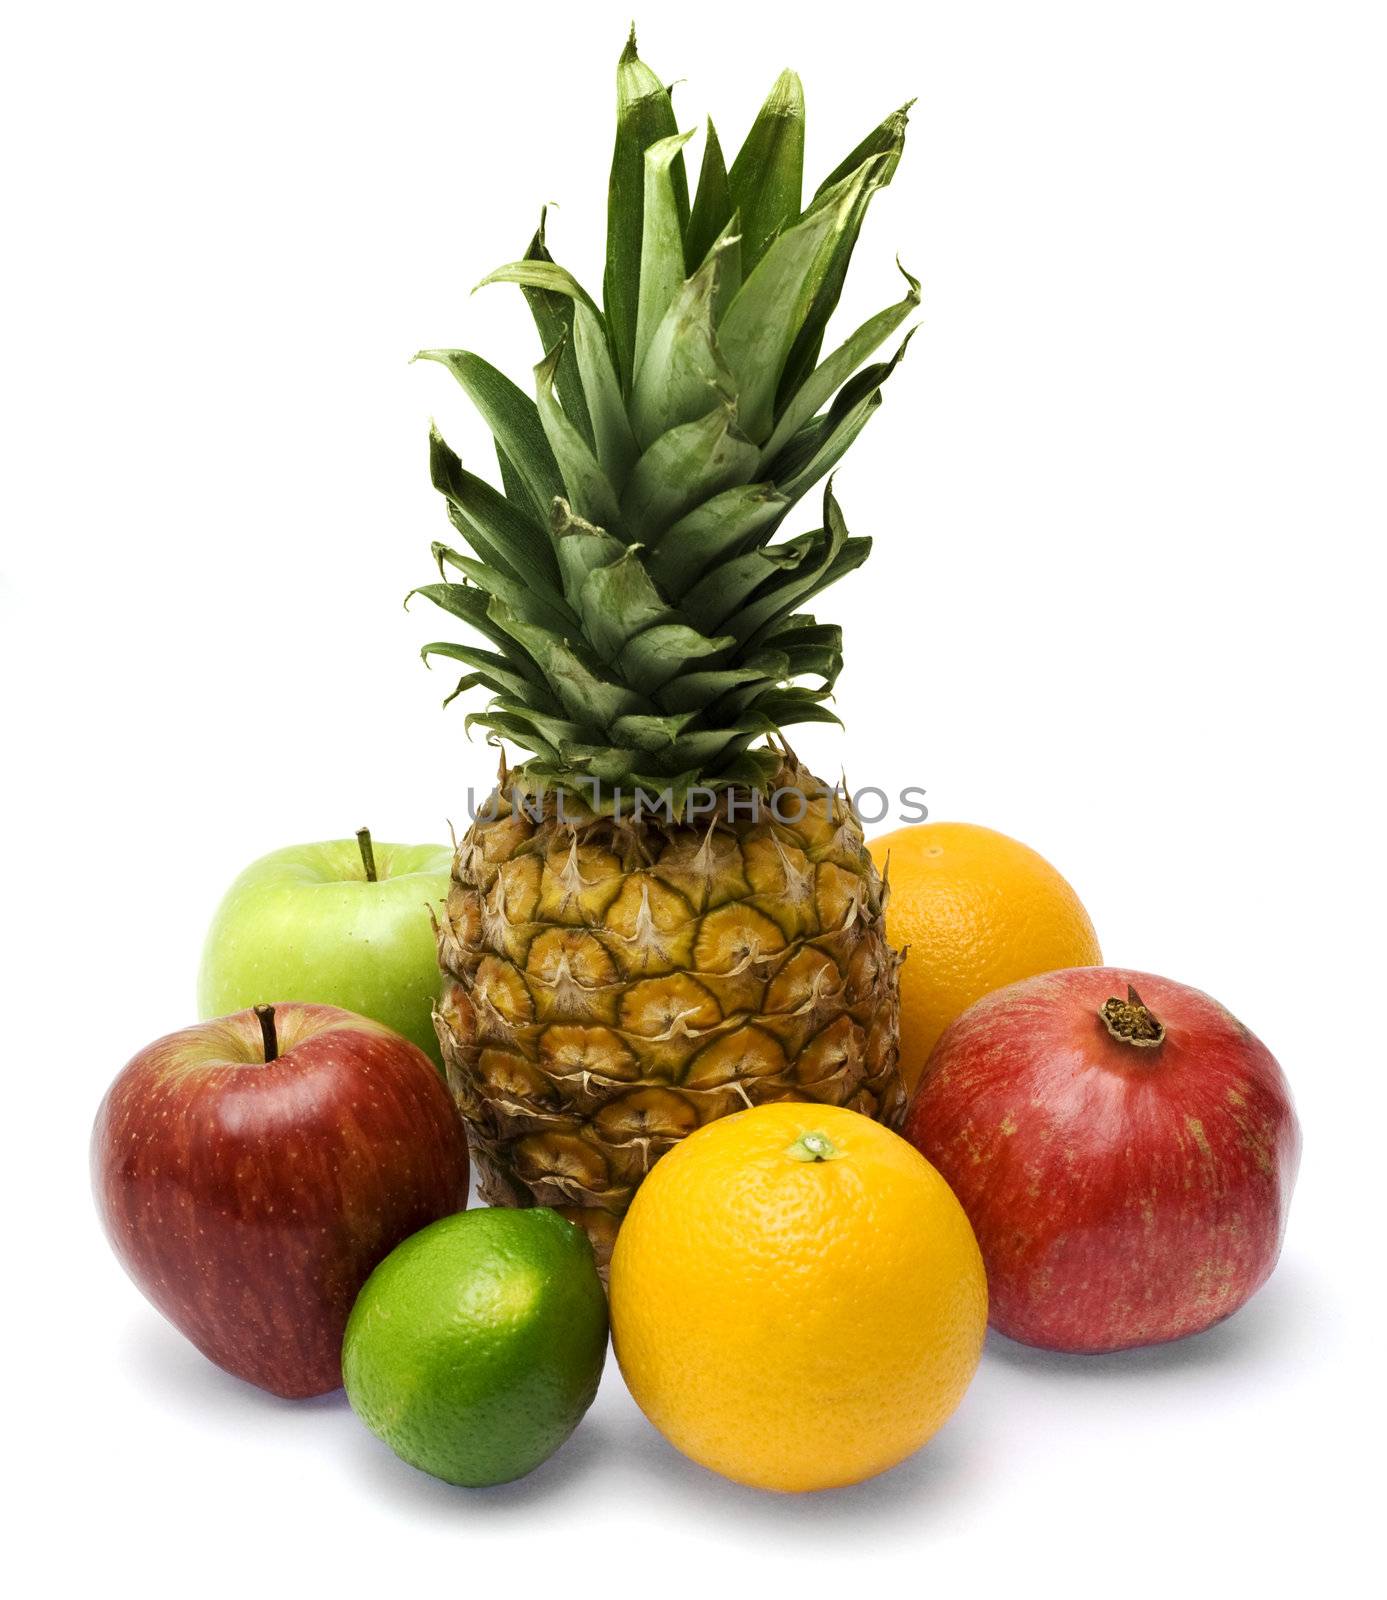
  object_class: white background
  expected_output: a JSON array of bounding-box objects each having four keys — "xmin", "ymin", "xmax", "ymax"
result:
[{"xmin": 3, "ymin": 0, "xmax": 1384, "ymax": 1594}]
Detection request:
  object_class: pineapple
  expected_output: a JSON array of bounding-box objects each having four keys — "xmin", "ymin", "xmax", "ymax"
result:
[{"xmin": 416, "ymin": 31, "xmax": 916, "ymax": 1265}]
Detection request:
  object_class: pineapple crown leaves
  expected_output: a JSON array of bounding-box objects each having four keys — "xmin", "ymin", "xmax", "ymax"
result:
[{"xmin": 413, "ymin": 29, "xmax": 916, "ymax": 802}]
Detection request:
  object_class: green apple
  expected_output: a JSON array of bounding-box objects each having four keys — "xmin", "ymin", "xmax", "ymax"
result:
[{"xmin": 198, "ymin": 831, "xmax": 453, "ymax": 1066}]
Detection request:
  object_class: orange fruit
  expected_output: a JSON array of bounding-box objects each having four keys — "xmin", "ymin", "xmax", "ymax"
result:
[
  {"xmin": 609, "ymin": 1103, "xmax": 987, "ymax": 1493},
  {"xmin": 869, "ymin": 822, "xmax": 1101, "ymax": 1093}
]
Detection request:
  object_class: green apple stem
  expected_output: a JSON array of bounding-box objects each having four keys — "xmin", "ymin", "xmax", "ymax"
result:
[
  {"xmin": 356, "ymin": 826, "xmax": 378, "ymax": 883},
  {"xmin": 253, "ymin": 1003, "xmax": 279, "ymax": 1063}
]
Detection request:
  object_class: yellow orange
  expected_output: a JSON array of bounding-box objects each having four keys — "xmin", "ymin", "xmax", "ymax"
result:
[
  {"xmin": 610, "ymin": 1103, "xmax": 986, "ymax": 1493},
  {"xmin": 869, "ymin": 822, "xmax": 1101, "ymax": 1093}
]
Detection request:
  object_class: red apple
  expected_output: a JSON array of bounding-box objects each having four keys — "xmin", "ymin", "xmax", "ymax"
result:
[
  {"xmin": 903, "ymin": 968, "xmax": 1300, "ymax": 1353},
  {"xmin": 92, "ymin": 1003, "xmax": 470, "ymax": 1397}
]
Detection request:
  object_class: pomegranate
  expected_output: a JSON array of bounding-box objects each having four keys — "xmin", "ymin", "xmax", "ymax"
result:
[{"xmin": 903, "ymin": 967, "xmax": 1300, "ymax": 1353}]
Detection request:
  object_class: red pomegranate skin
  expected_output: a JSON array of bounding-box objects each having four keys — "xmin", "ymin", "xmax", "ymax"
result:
[{"xmin": 903, "ymin": 968, "xmax": 1300, "ymax": 1353}]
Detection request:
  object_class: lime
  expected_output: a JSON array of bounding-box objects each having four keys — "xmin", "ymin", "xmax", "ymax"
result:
[{"xmin": 342, "ymin": 1207, "xmax": 608, "ymax": 1487}]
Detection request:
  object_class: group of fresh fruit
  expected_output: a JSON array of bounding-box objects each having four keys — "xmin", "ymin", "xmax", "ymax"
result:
[{"xmin": 91, "ymin": 33, "xmax": 1301, "ymax": 1497}]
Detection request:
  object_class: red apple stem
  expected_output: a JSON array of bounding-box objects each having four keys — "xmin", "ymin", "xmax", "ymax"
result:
[
  {"xmin": 1100, "ymin": 984, "xmax": 1165, "ymax": 1049},
  {"xmin": 253, "ymin": 1003, "xmax": 279, "ymax": 1063},
  {"xmin": 356, "ymin": 826, "xmax": 378, "ymax": 883}
]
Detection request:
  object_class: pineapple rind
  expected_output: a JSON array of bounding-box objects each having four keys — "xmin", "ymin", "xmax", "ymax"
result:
[{"xmin": 434, "ymin": 762, "xmax": 905, "ymax": 1267}]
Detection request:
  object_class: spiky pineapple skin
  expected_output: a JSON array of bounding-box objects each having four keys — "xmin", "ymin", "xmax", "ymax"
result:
[{"xmin": 434, "ymin": 761, "xmax": 904, "ymax": 1267}]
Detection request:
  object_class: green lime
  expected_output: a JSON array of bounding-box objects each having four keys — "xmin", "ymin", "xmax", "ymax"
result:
[{"xmin": 342, "ymin": 1207, "xmax": 608, "ymax": 1487}]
